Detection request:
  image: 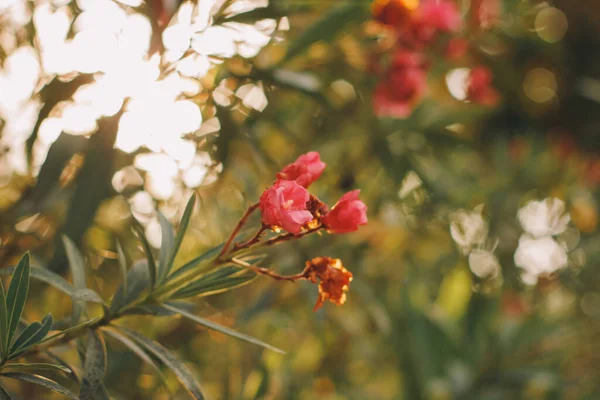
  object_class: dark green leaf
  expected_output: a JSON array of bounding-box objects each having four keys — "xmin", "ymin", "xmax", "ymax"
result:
[
  {"xmin": 8, "ymin": 322, "xmax": 40, "ymax": 356},
  {"xmin": 0, "ymin": 266, "xmax": 74, "ymax": 297},
  {"xmin": 161, "ymin": 303, "xmax": 284, "ymax": 354},
  {"xmin": 33, "ymin": 317, "xmax": 101, "ymax": 349},
  {"xmin": 116, "ymin": 241, "xmax": 128, "ymax": 293},
  {"xmin": 117, "ymin": 327, "xmax": 205, "ymax": 399},
  {"xmin": 157, "ymin": 212, "xmax": 175, "ymax": 284},
  {"xmin": 42, "ymin": 351, "xmax": 79, "ymax": 383},
  {"xmin": 79, "ymin": 330, "xmax": 107, "ymax": 400},
  {"xmin": 282, "ymin": 2, "xmax": 365, "ymax": 63},
  {"xmin": 110, "ymin": 261, "xmax": 150, "ymax": 314},
  {"xmin": 6, "ymin": 253, "xmax": 31, "ymax": 350},
  {"xmin": 2, "ymin": 363, "xmax": 71, "ymax": 374},
  {"xmin": 12, "ymin": 314, "xmax": 53, "ymax": 356},
  {"xmin": 62, "ymin": 235, "xmax": 87, "ymax": 323},
  {"xmin": 1, "ymin": 372, "xmax": 78, "ymax": 399},
  {"xmin": 0, "ymin": 383, "xmax": 13, "ymax": 400},
  {"xmin": 166, "ymin": 244, "xmax": 223, "ymax": 281},
  {"xmin": 171, "ymin": 265, "xmax": 255, "ymax": 299},
  {"xmin": 0, "ymin": 280, "xmax": 8, "ymax": 360},
  {"xmin": 102, "ymin": 328, "xmax": 169, "ymax": 388},
  {"xmin": 166, "ymin": 194, "xmax": 196, "ymax": 281},
  {"xmin": 133, "ymin": 221, "xmax": 157, "ymax": 290}
]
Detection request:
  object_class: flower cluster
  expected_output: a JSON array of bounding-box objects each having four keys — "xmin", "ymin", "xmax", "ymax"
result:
[
  {"xmin": 259, "ymin": 152, "xmax": 367, "ymax": 235},
  {"xmin": 371, "ymin": 0, "xmax": 500, "ymax": 118},
  {"xmin": 221, "ymin": 152, "xmax": 367, "ymax": 310}
]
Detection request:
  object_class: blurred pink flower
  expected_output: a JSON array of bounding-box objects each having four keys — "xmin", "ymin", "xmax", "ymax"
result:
[
  {"xmin": 467, "ymin": 66, "xmax": 500, "ymax": 106},
  {"xmin": 373, "ymin": 51, "xmax": 428, "ymax": 117}
]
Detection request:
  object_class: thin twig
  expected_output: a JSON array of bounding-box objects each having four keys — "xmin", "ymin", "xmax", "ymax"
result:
[
  {"xmin": 231, "ymin": 258, "xmax": 308, "ymax": 282},
  {"xmin": 232, "ymin": 225, "xmax": 267, "ymax": 252},
  {"xmin": 218, "ymin": 202, "xmax": 259, "ymax": 258}
]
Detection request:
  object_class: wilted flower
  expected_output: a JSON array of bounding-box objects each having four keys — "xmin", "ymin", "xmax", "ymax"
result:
[
  {"xmin": 276, "ymin": 151, "xmax": 326, "ymax": 188},
  {"xmin": 466, "ymin": 66, "xmax": 499, "ymax": 106},
  {"xmin": 517, "ymin": 197, "xmax": 570, "ymax": 238},
  {"xmin": 514, "ymin": 235, "xmax": 568, "ymax": 285},
  {"xmin": 305, "ymin": 257, "xmax": 353, "ymax": 311},
  {"xmin": 373, "ymin": 51, "xmax": 428, "ymax": 118},
  {"xmin": 259, "ymin": 180, "xmax": 313, "ymax": 234},
  {"xmin": 322, "ymin": 190, "xmax": 368, "ymax": 233},
  {"xmin": 450, "ymin": 208, "xmax": 488, "ymax": 254}
]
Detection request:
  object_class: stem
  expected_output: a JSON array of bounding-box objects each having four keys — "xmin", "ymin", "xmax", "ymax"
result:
[
  {"xmin": 231, "ymin": 258, "xmax": 309, "ymax": 281},
  {"xmin": 218, "ymin": 203, "xmax": 259, "ymax": 259},
  {"xmin": 232, "ymin": 226, "xmax": 267, "ymax": 252},
  {"xmin": 261, "ymin": 225, "xmax": 324, "ymax": 248}
]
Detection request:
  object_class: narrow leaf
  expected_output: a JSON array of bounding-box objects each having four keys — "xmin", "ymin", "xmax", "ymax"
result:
[
  {"xmin": 117, "ymin": 327, "xmax": 205, "ymax": 399},
  {"xmin": 171, "ymin": 265, "xmax": 255, "ymax": 299},
  {"xmin": 157, "ymin": 212, "xmax": 175, "ymax": 284},
  {"xmin": 110, "ymin": 261, "xmax": 150, "ymax": 314},
  {"xmin": 72, "ymin": 289, "xmax": 105, "ymax": 305},
  {"xmin": 2, "ymin": 363, "xmax": 71, "ymax": 374},
  {"xmin": 102, "ymin": 328, "xmax": 170, "ymax": 387},
  {"xmin": 8, "ymin": 322, "xmax": 40, "ymax": 355},
  {"xmin": 0, "ymin": 280, "xmax": 8, "ymax": 360},
  {"xmin": 0, "ymin": 266, "xmax": 74, "ymax": 297},
  {"xmin": 282, "ymin": 3, "xmax": 365, "ymax": 63},
  {"xmin": 166, "ymin": 244, "xmax": 223, "ymax": 281},
  {"xmin": 133, "ymin": 221, "xmax": 157, "ymax": 290},
  {"xmin": 0, "ymin": 384, "xmax": 13, "ymax": 400},
  {"xmin": 9, "ymin": 314, "xmax": 53, "ymax": 357},
  {"xmin": 116, "ymin": 241, "xmax": 128, "ymax": 293},
  {"xmin": 1, "ymin": 372, "xmax": 78, "ymax": 399},
  {"xmin": 6, "ymin": 253, "xmax": 31, "ymax": 349},
  {"xmin": 43, "ymin": 351, "xmax": 79, "ymax": 383},
  {"xmin": 62, "ymin": 235, "xmax": 87, "ymax": 323},
  {"xmin": 161, "ymin": 303, "xmax": 284, "ymax": 354},
  {"xmin": 164, "ymin": 194, "xmax": 196, "ymax": 282},
  {"xmin": 79, "ymin": 330, "xmax": 107, "ymax": 400},
  {"xmin": 31, "ymin": 317, "xmax": 102, "ymax": 349}
]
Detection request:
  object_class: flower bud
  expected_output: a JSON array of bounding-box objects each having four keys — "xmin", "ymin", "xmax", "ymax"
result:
[
  {"xmin": 276, "ymin": 151, "xmax": 326, "ymax": 188},
  {"xmin": 322, "ymin": 190, "xmax": 368, "ymax": 234}
]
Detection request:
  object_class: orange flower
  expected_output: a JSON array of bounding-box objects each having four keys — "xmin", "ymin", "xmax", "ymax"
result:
[
  {"xmin": 305, "ymin": 257, "xmax": 353, "ymax": 311},
  {"xmin": 372, "ymin": 0, "xmax": 419, "ymax": 27}
]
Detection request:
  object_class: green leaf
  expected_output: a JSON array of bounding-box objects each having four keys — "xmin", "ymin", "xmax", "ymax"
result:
[
  {"xmin": 116, "ymin": 241, "xmax": 128, "ymax": 293},
  {"xmin": 102, "ymin": 328, "xmax": 170, "ymax": 388},
  {"xmin": 166, "ymin": 244, "xmax": 223, "ymax": 281},
  {"xmin": 117, "ymin": 327, "xmax": 205, "ymax": 399},
  {"xmin": 1, "ymin": 372, "xmax": 78, "ymax": 399},
  {"xmin": 0, "ymin": 280, "xmax": 8, "ymax": 361},
  {"xmin": 0, "ymin": 266, "xmax": 74, "ymax": 297},
  {"xmin": 171, "ymin": 265, "xmax": 255, "ymax": 299},
  {"xmin": 282, "ymin": 2, "xmax": 365, "ymax": 63},
  {"xmin": 32, "ymin": 317, "xmax": 101, "ymax": 349},
  {"xmin": 9, "ymin": 314, "xmax": 53, "ymax": 358},
  {"xmin": 157, "ymin": 212, "xmax": 175, "ymax": 284},
  {"xmin": 110, "ymin": 261, "xmax": 150, "ymax": 314},
  {"xmin": 165, "ymin": 194, "xmax": 196, "ymax": 282},
  {"xmin": 6, "ymin": 253, "xmax": 31, "ymax": 350},
  {"xmin": 72, "ymin": 289, "xmax": 105, "ymax": 305},
  {"xmin": 2, "ymin": 363, "xmax": 71, "ymax": 374},
  {"xmin": 0, "ymin": 383, "xmax": 13, "ymax": 400},
  {"xmin": 62, "ymin": 235, "xmax": 87, "ymax": 323},
  {"xmin": 133, "ymin": 221, "xmax": 157, "ymax": 290},
  {"xmin": 79, "ymin": 330, "xmax": 107, "ymax": 400},
  {"xmin": 42, "ymin": 351, "xmax": 79, "ymax": 383},
  {"xmin": 9, "ymin": 321, "xmax": 42, "ymax": 355},
  {"xmin": 161, "ymin": 303, "xmax": 284, "ymax": 354}
]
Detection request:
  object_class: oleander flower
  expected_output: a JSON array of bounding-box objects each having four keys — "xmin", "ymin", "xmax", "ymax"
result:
[
  {"xmin": 466, "ymin": 66, "xmax": 500, "ymax": 106},
  {"xmin": 305, "ymin": 257, "xmax": 353, "ymax": 311},
  {"xmin": 373, "ymin": 51, "xmax": 428, "ymax": 118},
  {"xmin": 259, "ymin": 180, "xmax": 313, "ymax": 234},
  {"xmin": 276, "ymin": 151, "xmax": 326, "ymax": 188},
  {"xmin": 372, "ymin": 0, "xmax": 419, "ymax": 27},
  {"xmin": 322, "ymin": 190, "xmax": 368, "ymax": 233}
]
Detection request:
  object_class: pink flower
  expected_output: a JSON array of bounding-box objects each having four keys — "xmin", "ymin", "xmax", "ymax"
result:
[
  {"xmin": 373, "ymin": 51, "xmax": 427, "ymax": 118},
  {"xmin": 276, "ymin": 151, "xmax": 326, "ymax": 188},
  {"xmin": 419, "ymin": 0, "xmax": 462, "ymax": 32},
  {"xmin": 259, "ymin": 180, "xmax": 314, "ymax": 234},
  {"xmin": 445, "ymin": 38, "xmax": 469, "ymax": 60},
  {"xmin": 467, "ymin": 66, "xmax": 500, "ymax": 106},
  {"xmin": 322, "ymin": 190, "xmax": 368, "ymax": 234},
  {"xmin": 470, "ymin": 0, "xmax": 500, "ymax": 30}
]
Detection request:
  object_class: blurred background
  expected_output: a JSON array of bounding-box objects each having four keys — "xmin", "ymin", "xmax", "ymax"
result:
[{"xmin": 1, "ymin": 0, "xmax": 600, "ymax": 398}]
